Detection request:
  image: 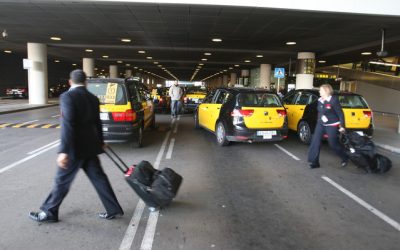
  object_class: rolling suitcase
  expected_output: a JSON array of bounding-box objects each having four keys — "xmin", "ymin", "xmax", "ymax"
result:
[{"xmin": 104, "ymin": 146, "xmax": 183, "ymax": 209}]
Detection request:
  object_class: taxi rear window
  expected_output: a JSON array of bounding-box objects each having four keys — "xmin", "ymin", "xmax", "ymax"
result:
[
  {"xmin": 338, "ymin": 95, "xmax": 369, "ymax": 109},
  {"xmin": 87, "ymin": 82, "xmax": 127, "ymax": 105},
  {"xmin": 237, "ymin": 93, "xmax": 282, "ymax": 107}
]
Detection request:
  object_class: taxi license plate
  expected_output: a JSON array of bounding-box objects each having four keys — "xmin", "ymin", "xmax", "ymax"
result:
[
  {"xmin": 356, "ymin": 131, "xmax": 364, "ymax": 136},
  {"xmin": 257, "ymin": 130, "xmax": 276, "ymax": 139},
  {"xmin": 100, "ymin": 113, "xmax": 109, "ymax": 121},
  {"xmin": 192, "ymin": 98, "xmax": 199, "ymax": 103}
]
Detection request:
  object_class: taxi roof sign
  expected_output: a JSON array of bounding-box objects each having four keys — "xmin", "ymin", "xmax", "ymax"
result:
[{"xmin": 274, "ymin": 68, "xmax": 285, "ymax": 78}]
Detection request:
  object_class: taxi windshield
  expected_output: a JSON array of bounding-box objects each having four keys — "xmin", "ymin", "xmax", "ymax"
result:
[
  {"xmin": 237, "ymin": 93, "xmax": 282, "ymax": 107},
  {"xmin": 338, "ymin": 95, "xmax": 369, "ymax": 109},
  {"xmin": 87, "ymin": 82, "xmax": 127, "ymax": 105}
]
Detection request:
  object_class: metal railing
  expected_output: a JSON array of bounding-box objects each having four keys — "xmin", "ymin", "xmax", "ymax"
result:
[{"xmin": 373, "ymin": 111, "xmax": 400, "ymax": 134}]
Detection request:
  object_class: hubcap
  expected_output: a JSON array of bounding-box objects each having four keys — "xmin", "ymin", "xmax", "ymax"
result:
[
  {"xmin": 217, "ymin": 125, "xmax": 224, "ymax": 143},
  {"xmin": 299, "ymin": 125, "xmax": 309, "ymax": 141}
]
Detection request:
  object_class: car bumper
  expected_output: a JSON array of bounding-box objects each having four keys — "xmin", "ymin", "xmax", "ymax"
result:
[
  {"xmin": 226, "ymin": 127, "xmax": 288, "ymax": 142},
  {"xmin": 102, "ymin": 123, "xmax": 139, "ymax": 143}
]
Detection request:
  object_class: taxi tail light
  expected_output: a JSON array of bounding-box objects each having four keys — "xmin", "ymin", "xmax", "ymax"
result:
[
  {"xmin": 231, "ymin": 109, "xmax": 254, "ymax": 117},
  {"xmin": 112, "ymin": 109, "xmax": 136, "ymax": 122},
  {"xmin": 276, "ymin": 109, "xmax": 287, "ymax": 117},
  {"xmin": 363, "ymin": 111, "xmax": 372, "ymax": 118}
]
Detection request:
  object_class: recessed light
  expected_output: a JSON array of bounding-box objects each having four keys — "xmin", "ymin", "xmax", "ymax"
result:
[
  {"xmin": 229, "ymin": 67, "xmax": 233, "ymax": 70},
  {"xmin": 244, "ymin": 60, "xmax": 251, "ymax": 63},
  {"xmin": 134, "ymin": 67, "xmax": 138, "ymax": 69},
  {"xmin": 361, "ymin": 52, "xmax": 372, "ymax": 55},
  {"xmin": 154, "ymin": 62, "xmax": 159, "ymax": 64},
  {"xmin": 72, "ymin": 63, "xmax": 77, "ymax": 66},
  {"xmin": 286, "ymin": 41, "xmax": 296, "ymax": 45},
  {"xmin": 94, "ymin": 68, "xmax": 98, "ymax": 70},
  {"xmin": 50, "ymin": 37, "xmax": 61, "ymax": 41},
  {"xmin": 117, "ymin": 60, "xmax": 123, "ymax": 63},
  {"xmin": 204, "ymin": 52, "xmax": 212, "ymax": 56},
  {"xmin": 234, "ymin": 64, "xmax": 240, "ymax": 67},
  {"xmin": 126, "ymin": 64, "xmax": 131, "ymax": 66},
  {"xmin": 212, "ymin": 38, "xmax": 222, "ymax": 42},
  {"xmin": 223, "ymin": 70, "xmax": 227, "ymax": 72},
  {"xmin": 54, "ymin": 60, "xmax": 60, "ymax": 63},
  {"xmin": 199, "ymin": 63, "xmax": 204, "ymax": 66},
  {"xmin": 139, "ymin": 69, "xmax": 143, "ymax": 71},
  {"xmin": 102, "ymin": 55, "xmax": 109, "ymax": 58},
  {"xmin": 85, "ymin": 49, "xmax": 93, "ymax": 52},
  {"xmin": 4, "ymin": 50, "xmax": 12, "ymax": 54},
  {"xmin": 256, "ymin": 55, "xmax": 263, "ymax": 58},
  {"xmin": 318, "ymin": 60, "xmax": 326, "ymax": 63},
  {"xmin": 201, "ymin": 58, "xmax": 207, "ymax": 61},
  {"xmin": 158, "ymin": 65, "xmax": 162, "ymax": 67},
  {"xmin": 138, "ymin": 50, "xmax": 146, "ymax": 54},
  {"xmin": 146, "ymin": 56, "xmax": 153, "ymax": 59},
  {"xmin": 121, "ymin": 38, "xmax": 131, "ymax": 43}
]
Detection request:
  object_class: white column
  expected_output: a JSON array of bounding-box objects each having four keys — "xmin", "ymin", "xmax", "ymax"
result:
[
  {"xmin": 27, "ymin": 43, "xmax": 48, "ymax": 105},
  {"xmin": 82, "ymin": 58, "xmax": 95, "ymax": 77},
  {"xmin": 296, "ymin": 52, "xmax": 315, "ymax": 89},
  {"xmin": 222, "ymin": 75, "xmax": 229, "ymax": 86},
  {"xmin": 125, "ymin": 69, "xmax": 132, "ymax": 78},
  {"xmin": 229, "ymin": 73, "xmax": 237, "ymax": 87},
  {"xmin": 260, "ymin": 64, "xmax": 271, "ymax": 89},
  {"xmin": 109, "ymin": 65, "xmax": 118, "ymax": 78}
]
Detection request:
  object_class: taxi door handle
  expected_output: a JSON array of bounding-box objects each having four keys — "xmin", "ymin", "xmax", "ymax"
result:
[
  {"xmin": 300, "ymin": 108, "xmax": 304, "ymax": 110},
  {"xmin": 217, "ymin": 108, "xmax": 220, "ymax": 110}
]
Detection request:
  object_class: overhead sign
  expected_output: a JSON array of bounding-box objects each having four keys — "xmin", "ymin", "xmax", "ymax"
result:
[{"xmin": 274, "ymin": 68, "xmax": 285, "ymax": 78}]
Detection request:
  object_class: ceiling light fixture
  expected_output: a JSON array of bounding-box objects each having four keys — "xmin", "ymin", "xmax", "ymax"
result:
[
  {"xmin": 138, "ymin": 50, "xmax": 146, "ymax": 54},
  {"xmin": 212, "ymin": 38, "xmax": 222, "ymax": 42},
  {"xmin": 234, "ymin": 64, "xmax": 240, "ymax": 67},
  {"xmin": 286, "ymin": 41, "xmax": 296, "ymax": 45},
  {"xmin": 154, "ymin": 62, "xmax": 158, "ymax": 64},
  {"xmin": 85, "ymin": 49, "xmax": 93, "ymax": 52},
  {"xmin": 201, "ymin": 58, "xmax": 207, "ymax": 61},
  {"xmin": 361, "ymin": 52, "xmax": 372, "ymax": 55},
  {"xmin": 54, "ymin": 60, "xmax": 60, "ymax": 63},
  {"xmin": 72, "ymin": 63, "xmax": 77, "ymax": 66},
  {"xmin": 146, "ymin": 56, "xmax": 153, "ymax": 59},
  {"xmin": 4, "ymin": 50, "xmax": 12, "ymax": 54},
  {"xmin": 117, "ymin": 60, "xmax": 123, "ymax": 63},
  {"xmin": 50, "ymin": 37, "xmax": 61, "ymax": 41},
  {"xmin": 126, "ymin": 64, "xmax": 130, "ymax": 66},
  {"xmin": 244, "ymin": 60, "xmax": 251, "ymax": 63},
  {"xmin": 121, "ymin": 38, "xmax": 131, "ymax": 43},
  {"xmin": 256, "ymin": 55, "xmax": 263, "ymax": 58},
  {"xmin": 204, "ymin": 52, "xmax": 212, "ymax": 56},
  {"xmin": 102, "ymin": 55, "xmax": 109, "ymax": 58},
  {"xmin": 199, "ymin": 63, "xmax": 204, "ymax": 66},
  {"xmin": 318, "ymin": 60, "xmax": 326, "ymax": 63}
]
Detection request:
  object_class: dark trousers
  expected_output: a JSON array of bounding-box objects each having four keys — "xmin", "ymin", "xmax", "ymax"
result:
[
  {"xmin": 40, "ymin": 156, "xmax": 123, "ymax": 217},
  {"xmin": 308, "ymin": 123, "xmax": 348, "ymax": 165}
]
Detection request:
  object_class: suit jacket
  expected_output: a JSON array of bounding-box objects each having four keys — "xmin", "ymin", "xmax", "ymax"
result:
[
  {"xmin": 317, "ymin": 95, "xmax": 345, "ymax": 127},
  {"xmin": 59, "ymin": 86, "xmax": 104, "ymax": 159}
]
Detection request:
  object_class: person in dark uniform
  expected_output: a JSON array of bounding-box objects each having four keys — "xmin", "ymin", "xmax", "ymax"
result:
[
  {"xmin": 29, "ymin": 70, "xmax": 124, "ymax": 222},
  {"xmin": 308, "ymin": 84, "xmax": 348, "ymax": 169}
]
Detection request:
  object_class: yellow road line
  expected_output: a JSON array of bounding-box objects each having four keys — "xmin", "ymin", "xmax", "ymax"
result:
[
  {"xmin": 56, "ymin": 125, "xmax": 61, "ymax": 129},
  {"xmin": 12, "ymin": 123, "xmax": 25, "ymax": 128},
  {"xmin": 0, "ymin": 123, "xmax": 12, "ymax": 128},
  {"xmin": 26, "ymin": 124, "xmax": 41, "ymax": 128},
  {"xmin": 41, "ymin": 124, "xmax": 53, "ymax": 129}
]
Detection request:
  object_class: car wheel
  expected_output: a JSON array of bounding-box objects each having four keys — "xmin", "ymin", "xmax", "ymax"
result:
[
  {"xmin": 216, "ymin": 122, "xmax": 230, "ymax": 146},
  {"xmin": 132, "ymin": 125, "xmax": 143, "ymax": 148},
  {"xmin": 298, "ymin": 121, "xmax": 312, "ymax": 145},
  {"xmin": 194, "ymin": 111, "xmax": 200, "ymax": 129}
]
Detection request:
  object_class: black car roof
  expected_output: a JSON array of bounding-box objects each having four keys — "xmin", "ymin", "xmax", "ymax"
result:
[
  {"xmin": 288, "ymin": 89, "xmax": 363, "ymax": 97},
  {"xmin": 215, "ymin": 87, "xmax": 277, "ymax": 94},
  {"xmin": 87, "ymin": 78, "xmax": 140, "ymax": 84}
]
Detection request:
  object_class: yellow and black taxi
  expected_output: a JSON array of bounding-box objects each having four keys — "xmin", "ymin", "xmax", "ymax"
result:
[
  {"xmin": 151, "ymin": 87, "xmax": 171, "ymax": 113},
  {"xmin": 183, "ymin": 87, "xmax": 208, "ymax": 113},
  {"xmin": 87, "ymin": 78, "xmax": 155, "ymax": 148},
  {"xmin": 195, "ymin": 88, "xmax": 288, "ymax": 146},
  {"xmin": 283, "ymin": 89, "xmax": 373, "ymax": 144}
]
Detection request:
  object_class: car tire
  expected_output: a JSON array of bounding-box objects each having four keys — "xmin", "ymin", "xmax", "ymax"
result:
[
  {"xmin": 298, "ymin": 121, "xmax": 312, "ymax": 145},
  {"xmin": 216, "ymin": 122, "xmax": 230, "ymax": 146},
  {"xmin": 194, "ymin": 111, "xmax": 200, "ymax": 129},
  {"xmin": 132, "ymin": 125, "xmax": 143, "ymax": 148}
]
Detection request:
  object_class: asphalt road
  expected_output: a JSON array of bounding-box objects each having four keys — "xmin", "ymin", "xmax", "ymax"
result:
[{"xmin": 0, "ymin": 107, "xmax": 399, "ymax": 250}]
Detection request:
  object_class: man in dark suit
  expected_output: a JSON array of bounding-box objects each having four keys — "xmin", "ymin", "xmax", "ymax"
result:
[{"xmin": 29, "ymin": 70, "xmax": 123, "ymax": 222}]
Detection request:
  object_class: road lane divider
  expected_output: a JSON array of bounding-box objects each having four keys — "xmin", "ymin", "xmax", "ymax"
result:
[
  {"xmin": 12, "ymin": 119, "xmax": 39, "ymax": 128},
  {"xmin": 0, "ymin": 123, "xmax": 60, "ymax": 129},
  {"xmin": 165, "ymin": 138, "xmax": 176, "ymax": 160},
  {"xmin": 322, "ymin": 175, "xmax": 400, "ymax": 232},
  {"xmin": 0, "ymin": 142, "xmax": 60, "ymax": 175},
  {"xmin": 51, "ymin": 114, "xmax": 61, "ymax": 118},
  {"xmin": 173, "ymin": 122, "xmax": 179, "ymax": 134},
  {"xmin": 274, "ymin": 144, "xmax": 301, "ymax": 161},
  {"xmin": 119, "ymin": 130, "xmax": 172, "ymax": 250},
  {"xmin": 27, "ymin": 139, "xmax": 60, "ymax": 155}
]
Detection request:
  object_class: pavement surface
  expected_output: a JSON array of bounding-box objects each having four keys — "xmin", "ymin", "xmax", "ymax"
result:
[
  {"xmin": 0, "ymin": 107, "xmax": 399, "ymax": 250},
  {"xmin": 0, "ymin": 97, "xmax": 59, "ymax": 115}
]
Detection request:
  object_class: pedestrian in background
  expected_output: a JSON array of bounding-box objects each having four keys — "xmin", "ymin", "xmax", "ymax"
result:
[
  {"xmin": 169, "ymin": 81, "xmax": 183, "ymax": 118},
  {"xmin": 29, "ymin": 69, "xmax": 123, "ymax": 222},
  {"xmin": 308, "ymin": 84, "xmax": 348, "ymax": 169}
]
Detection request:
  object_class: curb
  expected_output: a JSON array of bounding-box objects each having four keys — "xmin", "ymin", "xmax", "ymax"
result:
[
  {"xmin": 0, "ymin": 104, "xmax": 59, "ymax": 115},
  {"xmin": 376, "ymin": 143, "xmax": 400, "ymax": 155}
]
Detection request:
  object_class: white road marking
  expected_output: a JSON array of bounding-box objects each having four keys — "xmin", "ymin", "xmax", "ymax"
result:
[
  {"xmin": 177, "ymin": 115, "xmax": 181, "ymax": 121},
  {"xmin": 19, "ymin": 119, "xmax": 39, "ymax": 125},
  {"xmin": 119, "ymin": 131, "xmax": 172, "ymax": 250},
  {"xmin": 51, "ymin": 114, "xmax": 61, "ymax": 118},
  {"xmin": 274, "ymin": 144, "xmax": 301, "ymax": 161},
  {"xmin": 27, "ymin": 139, "xmax": 60, "ymax": 155},
  {"xmin": 165, "ymin": 138, "xmax": 176, "ymax": 159},
  {"xmin": 173, "ymin": 122, "xmax": 179, "ymax": 134},
  {"xmin": 0, "ymin": 143, "xmax": 60, "ymax": 175},
  {"xmin": 140, "ymin": 210, "xmax": 160, "ymax": 250},
  {"xmin": 322, "ymin": 175, "xmax": 400, "ymax": 232}
]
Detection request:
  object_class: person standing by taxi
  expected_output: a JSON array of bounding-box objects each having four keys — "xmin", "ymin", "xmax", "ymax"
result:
[
  {"xmin": 308, "ymin": 84, "xmax": 348, "ymax": 169},
  {"xmin": 169, "ymin": 81, "xmax": 182, "ymax": 118}
]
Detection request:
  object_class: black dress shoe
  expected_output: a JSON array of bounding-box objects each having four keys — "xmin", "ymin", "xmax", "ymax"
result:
[
  {"xmin": 309, "ymin": 163, "xmax": 320, "ymax": 169},
  {"xmin": 341, "ymin": 160, "xmax": 348, "ymax": 167},
  {"xmin": 29, "ymin": 211, "xmax": 58, "ymax": 222},
  {"xmin": 98, "ymin": 212, "xmax": 124, "ymax": 220}
]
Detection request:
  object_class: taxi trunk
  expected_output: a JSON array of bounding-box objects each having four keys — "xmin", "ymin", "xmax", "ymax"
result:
[{"xmin": 338, "ymin": 94, "xmax": 373, "ymax": 136}]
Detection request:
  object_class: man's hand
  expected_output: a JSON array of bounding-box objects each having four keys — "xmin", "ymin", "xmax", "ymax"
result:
[
  {"xmin": 338, "ymin": 127, "xmax": 345, "ymax": 133},
  {"xmin": 57, "ymin": 153, "xmax": 69, "ymax": 169}
]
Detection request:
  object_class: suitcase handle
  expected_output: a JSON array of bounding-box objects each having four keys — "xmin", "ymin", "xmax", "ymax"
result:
[{"xmin": 104, "ymin": 146, "xmax": 130, "ymax": 173}]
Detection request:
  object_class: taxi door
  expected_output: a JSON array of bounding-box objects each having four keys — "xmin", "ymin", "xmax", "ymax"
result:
[
  {"xmin": 290, "ymin": 93, "xmax": 314, "ymax": 131},
  {"xmin": 283, "ymin": 92, "xmax": 301, "ymax": 131},
  {"xmin": 198, "ymin": 92, "xmax": 214, "ymax": 128},
  {"xmin": 139, "ymin": 84, "xmax": 152, "ymax": 128},
  {"xmin": 206, "ymin": 90, "xmax": 227, "ymax": 132}
]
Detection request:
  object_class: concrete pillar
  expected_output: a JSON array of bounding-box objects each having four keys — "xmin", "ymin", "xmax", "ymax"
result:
[
  {"xmin": 222, "ymin": 75, "xmax": 229, "ymax": 86},
  {"xmin": 260, "ymin": 64, "xmax": 271, "ymax": 89},
  {"xmin": 125, "ymin": 69, "xmax": 132, "ymax": 78},
  {"xmin": 82, "ymin": 58, "xmax": 95, "ymax": 77},
  {"xmin": 109, "ymin": 65, "xmax": 118, "ymax": 78},
  {"xmin": 229, "ymin": 73, "xmax": 237, "ymax": 87},
  {"xmin": 295, "ymin": 52, "xmax": 315, "ymax": 89},
  {"xmin": 27, "ymin": 43, "xmax": 48, "ymax": 105}
]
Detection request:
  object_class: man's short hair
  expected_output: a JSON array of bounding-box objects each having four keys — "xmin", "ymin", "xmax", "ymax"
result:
[{"xmin": 70, "ymin": 69, "xmax": 87, "ymax": 84}]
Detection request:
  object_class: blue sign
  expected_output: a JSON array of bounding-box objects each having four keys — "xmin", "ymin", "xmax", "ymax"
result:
[{"xmin": 274, "ymin": 68, "xmax": 285, "ymax": 78}]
